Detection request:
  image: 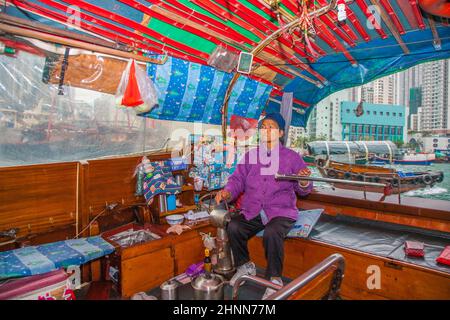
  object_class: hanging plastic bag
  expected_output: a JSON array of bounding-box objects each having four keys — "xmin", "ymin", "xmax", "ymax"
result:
[{"xmin": 115, "ymin": 59, "xmax": 158, "ymax": 114}]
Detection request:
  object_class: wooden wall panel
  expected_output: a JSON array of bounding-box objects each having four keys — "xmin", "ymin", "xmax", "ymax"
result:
[
  {"xmin": 121, "ymin": 247, "xmax": 174, "ymax": 298},
  {"xmin": 299, "ymin": 199, "xmax": 450, "ymax": 233},
  {"xmin": 173, "ymin": 234, "xmax": 206, "ymax": 275},
  {"xmin": 86, "ymin": 152, "xmax": 174, "ymax": 215},
  {"xmin": 0, "ymin": 162, "xmax": 77, "ymax": 239},
  {"xmin": 87, "ymin": 156, "xmax": 142, "ymax": 215}
]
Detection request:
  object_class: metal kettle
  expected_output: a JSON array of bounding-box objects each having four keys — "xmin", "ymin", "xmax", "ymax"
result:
[{"xmin": 191, "ymin": 272, "xmax": 225, "ymax": 300}]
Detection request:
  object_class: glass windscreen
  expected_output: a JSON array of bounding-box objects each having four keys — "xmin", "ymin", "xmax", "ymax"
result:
[{"xmin": 0, "ymin": 50, "xmax": 220, "ymax": 167}]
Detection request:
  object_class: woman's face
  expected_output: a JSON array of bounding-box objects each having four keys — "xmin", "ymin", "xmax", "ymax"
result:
[{"xmin": 259, "ymin": 118, "xmax": 283, "ymax": 144}]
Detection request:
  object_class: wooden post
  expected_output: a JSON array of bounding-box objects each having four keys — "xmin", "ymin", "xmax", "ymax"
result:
[
  {"xmin": 89, "ymin": 221, "xmax": 102, "ymax": 282},
  {"xmin": 78, "ymin": 161, "xmax": 92, "ymax": 283}
]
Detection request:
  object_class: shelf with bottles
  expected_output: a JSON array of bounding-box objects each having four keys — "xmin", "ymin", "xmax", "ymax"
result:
[{"xmin": 149, "ymin": 177, "xmax": 197, "ymax": 223}]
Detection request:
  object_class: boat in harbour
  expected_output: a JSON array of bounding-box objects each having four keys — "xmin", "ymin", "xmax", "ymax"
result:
[
  {"xmin": 303, "ymin": 154, "xmax": 367, "ymax": 165},
  {"xmin": 315, "ymin": 158, "xmax": 444, "ymax": 194},
  {"xmin": 371, "ymin": 153, "xmax": 436, "ymax": 166}
]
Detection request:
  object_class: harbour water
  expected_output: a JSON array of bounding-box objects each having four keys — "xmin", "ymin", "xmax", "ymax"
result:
[{"xmin": 310, "ymin": 162, "xmax": 450, "ymax": 202}]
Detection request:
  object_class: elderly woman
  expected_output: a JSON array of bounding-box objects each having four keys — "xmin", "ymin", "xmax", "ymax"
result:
[{"xmin": 215, "ymin": 112, "xmax": 313, "ymax": 299}]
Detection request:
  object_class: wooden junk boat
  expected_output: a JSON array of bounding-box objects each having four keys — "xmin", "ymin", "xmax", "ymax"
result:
[
  {"xmin": 315, "ymin": 159, "xmax": 445, "ymax": 194},
  {"xmin": 1, "ymin": 0, "xmax": 450, "ymax": 302}
]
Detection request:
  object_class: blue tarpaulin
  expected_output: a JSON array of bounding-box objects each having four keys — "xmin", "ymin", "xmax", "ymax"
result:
[
  {"xmin": 268, "ymin": 26, "xmax": 450, "ymax": 127},
  {"xmin": 139, "ymin": 56, "xmax": 273, "ymax": 125}
]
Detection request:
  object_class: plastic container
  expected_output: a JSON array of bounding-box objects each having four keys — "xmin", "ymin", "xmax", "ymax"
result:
[
  {"xmin": 160, "ymin": 280, "xmax": 179, "ymax": 300},
  {"xmin": 166, "ymin": 194, "xmax": 177, "ymax": 211}
]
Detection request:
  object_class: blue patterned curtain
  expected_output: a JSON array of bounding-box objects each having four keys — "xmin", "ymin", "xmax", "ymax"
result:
[{"xmin": 139, "ymin": 57, "xmax": 272, "ymax": 125}]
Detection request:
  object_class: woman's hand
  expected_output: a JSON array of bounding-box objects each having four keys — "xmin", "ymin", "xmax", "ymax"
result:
[
  {"xmin": 297, "ymin": 167, "xmax": 311, "ymax": 187},
  {"xmin": 215, "ymin": 189, "xmax": 231, "ymax": 204}
]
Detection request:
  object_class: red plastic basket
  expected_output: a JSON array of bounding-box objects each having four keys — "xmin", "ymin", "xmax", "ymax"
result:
[
  {"xmin": 404, "ymin": 241, "xmax": 425, "ymax": 257},
  {"xmin": 436, "ymin": 246, "xmax": 450, "ymax": 266}
]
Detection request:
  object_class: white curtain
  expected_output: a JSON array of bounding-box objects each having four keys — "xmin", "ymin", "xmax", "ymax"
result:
[{"xmin": 280, "ymin": 92, "xmax": 293, "ymax": 146}]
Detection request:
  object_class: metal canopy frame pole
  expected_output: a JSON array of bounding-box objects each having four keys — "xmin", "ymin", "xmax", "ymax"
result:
[{"xmin": 0, "ymin": 22, "xmax": 168, "ymax": 64}]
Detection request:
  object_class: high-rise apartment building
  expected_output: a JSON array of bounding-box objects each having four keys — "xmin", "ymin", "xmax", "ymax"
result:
[
  {"xmin": 373, "ymin": 75, "xmax": 395, "ymax": 105},
  {"xmin": 307, "ymin": 90, "xmax": 349, "ymax": 141},
  {"xmin": 419, "ymin": 60, "xmax": 449, "ymax": 132}
]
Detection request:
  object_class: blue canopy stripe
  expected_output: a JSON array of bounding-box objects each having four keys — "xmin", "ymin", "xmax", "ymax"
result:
[{"xmin": 141, "ymin": 56, "xmax": 272, "ymax": 125}]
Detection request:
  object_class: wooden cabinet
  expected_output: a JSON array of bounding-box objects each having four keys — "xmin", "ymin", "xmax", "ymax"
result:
[
  {"xmin": 102, "ymin": 222, "xmax": 214, "ymax": 298},
  {"xmin": 102, "ymin": 223, "xmax": 173, "ymax": 298},
  {"xmin": 121, "ymin": 247, "xmax": 174, "ymax": 298},
  {"xmin": 172, "ymin": 225, "xmax": 215, "ymax": 275}
]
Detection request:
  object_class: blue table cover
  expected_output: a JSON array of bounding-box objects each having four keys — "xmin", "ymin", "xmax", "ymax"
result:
[{"xmin": 0, "ymin": 236, "xmax": 115, "ymax": 280}]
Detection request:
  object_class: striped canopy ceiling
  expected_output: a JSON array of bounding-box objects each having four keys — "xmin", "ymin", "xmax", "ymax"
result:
[{"xmin": 3, "ymin": 0, "xmax": 450, "ymax": 126}]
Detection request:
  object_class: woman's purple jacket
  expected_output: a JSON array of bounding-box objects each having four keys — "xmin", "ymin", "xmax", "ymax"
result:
[{"xmin": 224, "ymin": 143, "xmax": 313, "ymax": 222}]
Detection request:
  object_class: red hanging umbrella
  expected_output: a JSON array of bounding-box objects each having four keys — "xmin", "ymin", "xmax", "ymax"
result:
[{"xmin": 230, "ymin": 114, "xmax": 258, "ymax": 141}]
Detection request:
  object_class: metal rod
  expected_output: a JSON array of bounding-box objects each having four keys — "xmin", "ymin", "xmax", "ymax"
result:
[
  {"xmin": 354, "ymin": 0, "xmax": 388, "ymax": 39},
  {"xmin": 409, "ymin": 0, "xmax": 426, "ymax": 29},
  {"xmin": 268, "ymin": 253, "xmax": 345, "ymax": 300},
  {"xmin": 426, "ymin": 13, "xmax": 442, "ymax": 50},
  {"xmin": 0, "ymin": 22, "xmax": 167, "ymax": 64},
  {"xmin": 232, "ymin": 275, "xmax": 283, "ymax": 300},
  {"xmin": 367, "ymin": 0, "xmax": 409, "ymax": 54},
  {"xmin": 60, "ymin": 0, "xmax": 208, "ymax": 60},
  {"xmin": 0, "ymin": 13, "xmax": 118, "ymax": 49},
  {"xmin": 363, "ymin": 175, "xmax": 367, "ymax": 200},
  {"xmin": 275, "ymin": 173, "xmax": 387, "ymax": 188}
]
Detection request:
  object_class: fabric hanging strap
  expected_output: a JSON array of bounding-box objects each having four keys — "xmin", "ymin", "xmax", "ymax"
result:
[{"xmin": 58, "ymin": 47, "xmax": 70, "ymax": 95}]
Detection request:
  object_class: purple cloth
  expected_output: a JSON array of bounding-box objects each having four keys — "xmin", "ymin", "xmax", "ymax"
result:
[{"xmin": 224, "ymin": 143, "xmax": 313, "ymax": 222}]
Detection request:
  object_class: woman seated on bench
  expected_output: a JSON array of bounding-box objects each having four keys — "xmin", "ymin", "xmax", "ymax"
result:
[{"xmin": 215, "ymin": 112, "xmax": 313, "ymax": 299}]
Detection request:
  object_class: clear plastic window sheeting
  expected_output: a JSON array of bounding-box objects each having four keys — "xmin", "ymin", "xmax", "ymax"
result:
[{"xmin": 0, "ymin": 50, "xmax": 190, "ymax": 167}]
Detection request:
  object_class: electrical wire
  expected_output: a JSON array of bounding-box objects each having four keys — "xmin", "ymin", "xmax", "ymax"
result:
[{"xmin": 73, "ymin": 207, "xmax": 106, "ymax": 239}]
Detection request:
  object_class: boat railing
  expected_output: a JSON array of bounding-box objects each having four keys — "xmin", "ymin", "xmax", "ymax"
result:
[{"xmin": 232, "ymin": 253, "xmax": 345, "ymax": 300}]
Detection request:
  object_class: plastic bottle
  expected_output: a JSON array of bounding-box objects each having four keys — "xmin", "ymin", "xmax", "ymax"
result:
[{"xmin": 204, "ymin": 248, "xmax": 212, "ymax": 273}]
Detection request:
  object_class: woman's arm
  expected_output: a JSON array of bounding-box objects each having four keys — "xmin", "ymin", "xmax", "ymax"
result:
[
  {"xmin": 223, "ymin": 153, "xmax": 249, "ymax": 202},
  {"xmin": 293, "ymin": 154, "xmax": 314, "ymax": 196}
]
